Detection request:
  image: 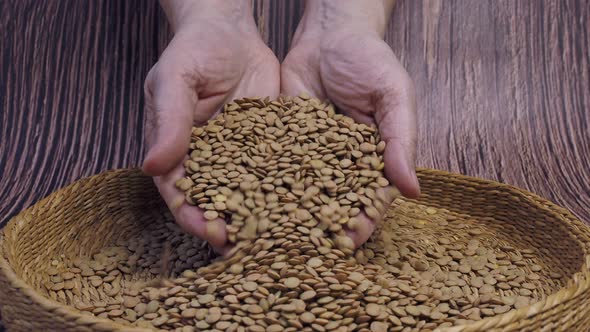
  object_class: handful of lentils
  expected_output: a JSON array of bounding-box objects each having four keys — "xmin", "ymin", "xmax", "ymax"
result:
[
  {"xmin": 175, "ymin": 94, "xmax": 398, "ymax": 253},
  {"xmin": 44, "ymin": 95, "xmax": 549, "ymax": 332}
]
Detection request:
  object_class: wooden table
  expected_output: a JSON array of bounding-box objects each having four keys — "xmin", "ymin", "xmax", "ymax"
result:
[{"xmin": 1, "ymin": 1, "xmax": 588, "ymax": 330}]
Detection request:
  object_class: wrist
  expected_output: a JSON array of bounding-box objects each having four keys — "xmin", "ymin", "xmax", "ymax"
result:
[
  {"xmin": 294, "ymin": 0, "xmax": 393, "ymax": 42},
  {"xmin": 160, "ymin": 0, "xmax": 256, "ymax": 33}
]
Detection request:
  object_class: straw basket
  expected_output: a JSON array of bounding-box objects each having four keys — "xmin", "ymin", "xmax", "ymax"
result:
[{"xmin": 1, "ymin": 168, "xmax": 589, "ymax": 332}]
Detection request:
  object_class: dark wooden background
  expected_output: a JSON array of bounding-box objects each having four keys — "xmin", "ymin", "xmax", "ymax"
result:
[{"xmin": 1, "ymin": 0, "xmax": 589, "ymax": 329}]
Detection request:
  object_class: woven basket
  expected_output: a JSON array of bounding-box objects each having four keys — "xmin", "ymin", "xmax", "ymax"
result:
[{"xmin": 1, "ymin": 168, "xmax": 589, "ymax": 332}]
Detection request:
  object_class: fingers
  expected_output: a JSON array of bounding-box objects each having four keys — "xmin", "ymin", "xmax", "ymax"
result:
[
  {"xmin": 153, "ymin": 161, "xmax": 229, "ymax": 253},
  {"xmin": 345, "ymin": 186, "xmax": 398, "ymax": 248},
  {"xmin": 374, "ymin": 75, "xmax": 421, "ymax": 199},
  {"xmin": 346, "ymin": 212, "xmax": 375, "ymax": 249},
  {"xmin": 142, "ymin": 61, "xmax": 197, "ymax": 177}
]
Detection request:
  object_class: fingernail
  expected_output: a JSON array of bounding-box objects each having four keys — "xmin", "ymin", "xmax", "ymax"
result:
[
  {"xmin": 205, "ymin": 220, "xmax": 227, "ymax": 248},
  {"xmin": 410, "ymin": 168, "xmax": 421, "ymax": 196},
  {"xmin": 347, "ymin": 217, "xmax": 360, "ymax": 231},
  {"xmin": 170, "ymin": 195, "xmax": 185, "ymax": 211}
]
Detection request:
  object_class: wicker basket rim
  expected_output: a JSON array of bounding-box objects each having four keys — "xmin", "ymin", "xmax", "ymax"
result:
[{"xmin": 0, "ymin": 167, "xmax": 589, "ymax": 332}]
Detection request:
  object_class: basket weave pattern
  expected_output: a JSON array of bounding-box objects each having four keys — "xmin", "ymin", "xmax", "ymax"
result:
[{"xmin": 1, "ymin": 168, "xmax": 589, "ymax": 332}]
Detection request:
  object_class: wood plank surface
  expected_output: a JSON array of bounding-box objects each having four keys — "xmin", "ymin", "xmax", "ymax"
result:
[{"xmin": 0, "ymin": 0, "xmax": 589, "ymax": 329}]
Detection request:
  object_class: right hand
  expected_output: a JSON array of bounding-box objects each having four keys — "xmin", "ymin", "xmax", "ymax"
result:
[
  {"xmin": 142, "ymin": 1, "xmax": 280, "ymax": 253},
  {"xmin": 281, "ymin": 0, "xmax": 419, "ymax": 248}
]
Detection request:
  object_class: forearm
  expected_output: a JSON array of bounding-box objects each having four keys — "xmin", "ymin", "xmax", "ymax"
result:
[
  {"xmin": 300, "ymin": 0, "xmax": 395, "ymax": 37},
  {"xmin": 159, "ymin": 0, "xmax": 255, "ymax": 32}
]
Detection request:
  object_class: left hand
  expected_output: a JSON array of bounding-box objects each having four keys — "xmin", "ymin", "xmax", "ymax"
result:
[{"xmin": 281, "ymin": 1, "xmax": 420, "ymax": 247}]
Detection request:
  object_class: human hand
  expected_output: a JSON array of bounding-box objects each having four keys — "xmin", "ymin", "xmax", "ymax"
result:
[
  {"xmin": 281, "ymin": 0, "xmax": 419, "ymax": 247},
  {"xmin": 142, "ymin": 0, "xmax": 280, "ymax": 253}
]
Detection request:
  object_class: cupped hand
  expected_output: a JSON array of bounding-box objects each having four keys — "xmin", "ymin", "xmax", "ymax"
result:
[
  {"xmin": 142, "ymin": 4, "xmax": 280, "ymax": 253},
  {"xmin": 282, "ymin": 25, "xmax": 420, "ymax": 248}
]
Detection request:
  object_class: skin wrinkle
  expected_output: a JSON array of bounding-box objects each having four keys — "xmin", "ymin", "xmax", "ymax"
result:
[
  {"xmin": 320, "ymin": 0, "xmax": 329, "ymax": 30},
  {"xmin": 308, "ymin": 0, "xmax": 390, "ymax": 36},
  {"xmin": 161, "ymin": 0, "xmax": 255, "ymax": 33}
]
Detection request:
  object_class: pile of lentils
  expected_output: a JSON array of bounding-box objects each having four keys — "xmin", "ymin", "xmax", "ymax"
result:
[{"xmin": 43, "ymin": 96, "xmax": 558, "ymax": 332}]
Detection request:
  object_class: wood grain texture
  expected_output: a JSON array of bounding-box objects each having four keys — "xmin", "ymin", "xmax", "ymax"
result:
[{"xmin": 0, "ymin": 0, "xmax": 589, "ymax": 328}]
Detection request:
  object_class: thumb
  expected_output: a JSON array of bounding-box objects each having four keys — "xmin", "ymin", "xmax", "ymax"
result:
[
  {"xmin": 142, "ymin": 63, "xmax": 196, "ymax": 176},
  {"xmin": 374, "ymin": 77, "xmax": 421, "ymax": 199}
]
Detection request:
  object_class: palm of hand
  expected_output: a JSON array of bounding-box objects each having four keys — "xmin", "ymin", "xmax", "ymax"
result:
[
  {"xmin": 146, "ymin": 24, "xmax": 279, "ymax": 126},
  {"xmin": 283, "ymin": 31, "xmax": 412, "ymax": 125}
]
